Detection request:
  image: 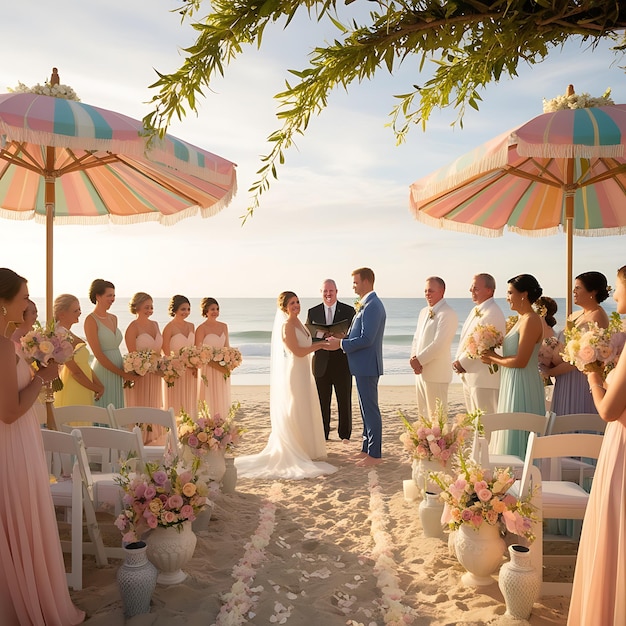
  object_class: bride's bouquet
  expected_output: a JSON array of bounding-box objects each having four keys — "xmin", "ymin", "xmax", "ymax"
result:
[
  {"xmin": 463, "ymin": 323, "xmax": 504, "ymax": 374},
  {"xmin": 561, "ymin": 312, "xmax": 626, "ymax": 378}
]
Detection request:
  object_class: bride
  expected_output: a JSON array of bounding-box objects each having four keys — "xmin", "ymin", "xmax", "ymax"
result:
[{"xmin": 236, "ymin": 291, "xmax": 338, "ymax": 480}]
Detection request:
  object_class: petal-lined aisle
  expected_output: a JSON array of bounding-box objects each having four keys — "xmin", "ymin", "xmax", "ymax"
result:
[{"xmin": 71, "ymin": 385, "xmax": 571, "ymax": 625}]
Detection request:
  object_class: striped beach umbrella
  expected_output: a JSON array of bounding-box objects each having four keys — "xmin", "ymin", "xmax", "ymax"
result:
[
  {"xmin": 0, "ymin": 91, "xmax": 237, "ymax": 319},
  {"xmin": 409, "ymin": 102, "xmax": 626, "ymax": 314}
]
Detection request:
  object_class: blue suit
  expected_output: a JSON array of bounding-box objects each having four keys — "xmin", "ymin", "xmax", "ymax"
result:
[{"xmin": 341, "ymin": 291, "xmax": 386, "ymax": 457}]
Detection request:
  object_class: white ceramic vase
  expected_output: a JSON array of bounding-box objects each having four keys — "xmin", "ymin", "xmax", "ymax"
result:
[
  {"xmin": 202, "ymin": 448, "xmax": 227, "ymax": 482},
  {"xmin": 221, "ymin": 456, "xmax": 238, "ymax": 494},
  {"xmin": 412, "ymin": 458, "xmax": 445, "ymax": 496},
  {"xmin": 191, "ymin": 501, "xmax": 213, "ymax": 537},
  {"xmin": 146, "ymin": 521, "xmax": 197, "ymax": 585},
  {"xmin": 454, "ymin": 523, "xmax": 506, "ymax": 587},
  {"xmin": 418, "ymin": 491, "xmax": 446, "ymax": 539},
  {"xmin": 498, "ymin": 544, "xmax": 541, "ymax": 619},
  {"xmin": 117, "ymin": 541, "xmax": 157, "ymax": 617}
]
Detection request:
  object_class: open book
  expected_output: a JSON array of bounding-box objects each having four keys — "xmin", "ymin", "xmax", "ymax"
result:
[{"xmin": 306, "ymin": 319, "xmax": 352, "ymax": 341}]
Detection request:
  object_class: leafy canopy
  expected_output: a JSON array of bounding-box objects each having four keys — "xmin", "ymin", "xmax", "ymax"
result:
[{"xmin": 144, "ymin": 0, "xmax": 626, "ymax": 219}]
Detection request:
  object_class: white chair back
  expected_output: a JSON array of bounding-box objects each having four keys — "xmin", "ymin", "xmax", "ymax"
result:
[
  {"xmin": 546, "ymin": 413, "xmax": 607, "ymax": 435},
  {"xmin": 53, "ymin": 404, "xmax": 117, "ymax": 429},
  {"xmin": 108, "ymin": 405, "xmax": 179, "ymax": 461},
  {"xmin": 74, "ymin": 425, "xmax": 145, "ymax": 473}
]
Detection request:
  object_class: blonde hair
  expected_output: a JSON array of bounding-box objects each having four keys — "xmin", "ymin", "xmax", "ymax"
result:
[
  {"xmin": 129, "ymin": 292, "xmax": 152, "ymax": 314},
  {"xmin": 53, "ymin": 294, "xmax": 79, "ymax": 321}
]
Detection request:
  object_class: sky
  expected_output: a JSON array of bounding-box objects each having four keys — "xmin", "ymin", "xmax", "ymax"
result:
[{"xmin": 1, "ymin": 1, "xmax": 625, "ymax": 302}]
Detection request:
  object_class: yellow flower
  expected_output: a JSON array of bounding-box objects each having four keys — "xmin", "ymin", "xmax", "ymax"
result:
[{"xmin": 149, "ymin": 499, "xmax": 163, "ymax": 514}]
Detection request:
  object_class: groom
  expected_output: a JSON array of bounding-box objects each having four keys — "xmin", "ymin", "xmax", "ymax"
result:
[{"xmin": 327, "ymin": 267, "xmax": 386, "ymax": 466}]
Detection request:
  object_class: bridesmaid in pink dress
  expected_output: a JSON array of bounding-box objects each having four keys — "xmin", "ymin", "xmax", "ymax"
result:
[
  {"xmin": 568, "ymin": 265, "xmax": 626, "ymax": 626},
  {"xmin": 195, "ymin": 297, "xmax": 232, "ymax": 420},
  {"xmin": 0, "ymin": 268, "xmax": 84, "ymax": 625},
  {"xmin": 124, "ymin": 293, "xmax": 164, "ymax": 442},
  {"xmin": 162, "ymin": 295, "xmax": 197, "ymax": 418}
]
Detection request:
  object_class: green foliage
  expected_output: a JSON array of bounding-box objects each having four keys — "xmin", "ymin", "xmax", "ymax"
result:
[{"xmin": 146, "ymin": 0, "xmax": 626, "ymax": 219}]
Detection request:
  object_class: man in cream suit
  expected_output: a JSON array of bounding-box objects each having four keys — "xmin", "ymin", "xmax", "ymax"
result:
[
  {"xmin": 452, "ymin": 273, "xmax": 506, "ymax": 415},
  {"xmin": 410, "ymin": 276, "xmax": 458, "ymax": 417}
]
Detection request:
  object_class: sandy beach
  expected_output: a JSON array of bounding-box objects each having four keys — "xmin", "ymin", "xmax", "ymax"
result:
[{"xmin": 72, "ymin": 384, "xmax": 572, "ymax": 625}]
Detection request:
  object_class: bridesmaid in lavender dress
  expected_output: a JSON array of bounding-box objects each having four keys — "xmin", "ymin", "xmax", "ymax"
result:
[
  {"xmin": 0, "ymin": 268, "xmax": 84, "ymax": 625},
  {"xmin": 162, "ymin": 295, "xmax": 197, "ymax": 418},
  {"xmin": 195, "ymin": 297, "xmax": 232, "ymax": 420},
  {"xmin": 124, "ymin": 292, "xmax": 164, "ymax": 442}
]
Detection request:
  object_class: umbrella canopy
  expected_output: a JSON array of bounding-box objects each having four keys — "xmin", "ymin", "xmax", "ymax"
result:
[
  {"xmin": 409, "ymin": 103, "xmax": 626, "ymax": 314},
  {"xmin": 0, "ymin": 92, "xmax": 237, "ymax": 318}
]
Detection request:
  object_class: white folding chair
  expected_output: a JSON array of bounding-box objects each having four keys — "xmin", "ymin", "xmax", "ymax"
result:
[
  {"xmin": 546, "ymin": 413, "xmax": 606, "ymax": 484},
  {"xmin": 71, "ymin": 426, "xmax": 145, "ymax": 520},
  {"xmin": 41, "ymin": 429, "xmax": 108, "ymax": 590},
  {"xmin": 53, "ymin": 405, "xmax": 118, "ymax": 469},
  {"xmin": 108, "ymin": 405, "xmax": 179, "ymax": 462},
  {"xmin": 510, "ymin": 431, "xmax": 604, "ymax": 596},
  {"xmin": 474, "ymin": 412, "xmax": 550, "ymax": 474}
]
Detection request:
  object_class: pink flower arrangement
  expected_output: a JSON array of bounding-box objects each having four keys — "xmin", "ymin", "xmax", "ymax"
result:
[
  {"xmin": 201, "ymin": 346, "xmax": 243, "ymax": 380},
  {"xmin": 178, "ymin": 345, "xmax": 203, "ymax": 369},
  {"xmin": 114, "ymin": 457, "xmax": 210, "ymax": 544},
  {"xmin": 463, "ymin": 323, "xmax": 504, "ymax": 374},
  {"xmin": 178, "ymin": 400, "xmax": 243, "ymax": 455},
  {"xmin": 156, "ymin": 353, "xmax": 186, "ymax": 387},
  {"xmin": 433, "ymin": 455, "xmax": 536, "ymax": 540},
  {"xmin": 399, "ymin": 401, "xmax": 474, "ymax": 467},
  {"xmin": 561, "ymin": 312, "xmax": 626, "ymax": 378},
  {"xmin": 20, "ymin": 322, "xmax": 74, "ymax": 366}
]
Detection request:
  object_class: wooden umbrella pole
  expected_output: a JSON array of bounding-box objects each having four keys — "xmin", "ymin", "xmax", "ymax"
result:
[
  {"xmin": 44, "ymin": 147, "xmax": 58, "ymax": 431},
  {"xmin": 564, "ymin": 184, "xmax": 575, "ymax": 318}
]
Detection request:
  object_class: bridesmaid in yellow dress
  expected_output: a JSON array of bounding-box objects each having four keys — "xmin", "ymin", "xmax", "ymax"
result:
[
  {"xmin": 0, "ymin": 268, "xmax": 84, "ymax": 625},
  {"xmin": 124, "ymin": 292, "xmax": 164, "ymax": 441},
  {"xmin": 53, "ymin": 293, "xmax": 104, "ymax": 408},
  {"xmin": 568, "ymin": 265, "xmax": 626, "ymax": 626},
  {"xmin": 195, "ymin": 297, "xmax": 232, "ymax": 420},
  {"xmin": 162, "ymin": 295, "xmax": 197, "ymax": 418}
]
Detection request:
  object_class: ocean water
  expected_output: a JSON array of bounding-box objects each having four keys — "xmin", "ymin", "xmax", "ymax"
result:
[{"xmin": 32, "ymin": 296, "xmax": 618, "ymax": 386}]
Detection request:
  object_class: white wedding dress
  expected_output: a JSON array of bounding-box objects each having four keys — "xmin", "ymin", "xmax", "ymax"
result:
[{"xmin": 236, "ymin": 318, "xmax": 337, "ymax": 480}]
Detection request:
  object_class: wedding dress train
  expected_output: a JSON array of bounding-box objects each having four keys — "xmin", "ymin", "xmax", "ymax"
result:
[{"xmin": 236, "ymin": 321, "xmax": 337, "ymax": 480}]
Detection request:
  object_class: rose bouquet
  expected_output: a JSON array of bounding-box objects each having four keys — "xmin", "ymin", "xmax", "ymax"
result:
[
  {"xmin": 463, "ymin": 323, "xmax": 504, "ymax": 374},
  {"xmin": 114, "ymin": 456, "xmax": 210, "ymax": 544},
  {"xmin": 200, "ymin": 346, "xmax": 243, "ymax": 381},
  {"xmin": 433, "ymin": 454, "xmax": 536, "ymax": 540},
  {"xmin": 20, "ymin": 321, "xmax": 74, "ymax": 367},
  {"xmin": 399, "ymin": 400, "xmax": 475, "ymax": 468},
  {"xmin": 561, "ymin": 312, "xmax": 626, "ymax": 378},
  {"xmin": 178, "ymin": 345, "xmax": 203, "ymax": 370},
  {"xmin": 156, "ymin": 353, "xmax": 186, "ymax": 387},
  {"xmin": 178, "ymin": 400, "xmax": 243, "ymax": 456},
  {"xmin": 122, "ymin": 349, "xmax": 159, "ymax": 388}
]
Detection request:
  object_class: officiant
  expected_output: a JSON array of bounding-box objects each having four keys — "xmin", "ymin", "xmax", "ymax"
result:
[{"xmin": 306, "ymin": 279, "xmax": 356, "ymax": 441}]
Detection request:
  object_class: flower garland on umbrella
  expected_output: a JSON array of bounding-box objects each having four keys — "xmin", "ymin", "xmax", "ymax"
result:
[{"xmin": 9, "ymin": 68, "xmax": 80, "ymax": 101}]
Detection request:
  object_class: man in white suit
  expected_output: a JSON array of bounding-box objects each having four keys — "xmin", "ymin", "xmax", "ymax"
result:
[
  {"xmin": 452, "ymin": 273, "xmax": 506, "ymax": 415},
  {"xmin": 410, "ymin": 276, "xmax": 458, "ymax": 417}
]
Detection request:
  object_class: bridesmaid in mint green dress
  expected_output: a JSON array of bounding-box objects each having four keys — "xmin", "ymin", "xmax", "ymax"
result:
[
  {"xmin": 481, "ymin": 274, "xmax": 545, "ymax": 458},
  {"xmin": 84, "ymin": 279, "xmax": 134, "ymax": 409}
]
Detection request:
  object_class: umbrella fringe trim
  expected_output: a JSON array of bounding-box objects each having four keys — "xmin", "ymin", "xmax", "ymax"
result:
[
  {"xmin": 409, "ymin": 144, "xmax": 510, "ymax": 202},
  {"xmin": 412, "ymin": 210, "xmax": 504, "ymax": 238}
]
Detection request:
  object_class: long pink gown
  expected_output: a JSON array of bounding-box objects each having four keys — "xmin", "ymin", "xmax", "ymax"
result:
[
  {"xmin": 124, "ymin": 330, "xmax": 164, "ymax": 442},
  {"xmin": 164, "ymin": 331, "xmax": 197, "ymax": 418},
  {"xmin": 0, "ymin": 353, "xmax": 85, "ymax": 625},
  {"xmin": 198, "ymin": 333, "xmax": 232, "ymax": 420},
  {"xmin": 568, "ymin": 374, "xmax": 626, "ymax": 625}
]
